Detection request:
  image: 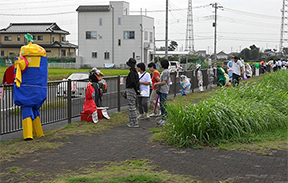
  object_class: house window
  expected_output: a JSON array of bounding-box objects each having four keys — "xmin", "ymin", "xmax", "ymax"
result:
[
  {"xmin": 118, "ymin": 39, "xmax": 121, "ymax": 46},
  {"xmin": 92, "ymin": 52, "xmax": 97, "ymax": 58},
  {"xmin": 86, "ymin": 31, "xmax": 97, "ymax": 39},
  {"xmin": 144, "ymin": 31, "xmax": 148, "ymax": 41},
  {"xmin": 133, "ymin": 52, "xmax": 135, "ymax": 59},
  {"xmin": 118, "ymin": 17, "xmax": 121, "ymax": 25},
  {"xmin": 61, "ymin": 50, "xmax": 66, "ymax": 57},
  {"xmin": 123, "ymin": 31, "xmax": 135, "ymax": 39},
  {"xmin": 70, "ymin": 52, "xmax": 74, "ymax": 57},
  {"xmin": 17, "ymin": 35, "xmax": 20, "ymax": 41},
  {"xmin": 1, "ymin": 50, "xmax": 4, "ymax": 56},
  {"xmin": 52, "ymin": 37, "xmax": 55, "ymax": 42},
  {"xmin": 46, "ymin": 50, "xmax": 51, "ymax": 53},
  {"xmin": 99, "ymin": 18, "xmax": 102, "ymax": 26},
  {"xmin": 33, "ymin": 35, "xmax": 36, "ymax": 40},
  {"xmin": 4, "ymin": 36, "xmax": 12, "ymax": 41},
  {"xmin": 38, "ymin": 35, "xmax": 43, "ymax": 41},
  {"xmin": 149, "ymin": 32, "xmax": 153, "ymax": 43},
  {"xmin": 104, "ymin": 51, "xmax": 110, "ymax": 60},
  {"xmin": 62, "ymin": 36, "xmax": 66, "ymax": 42}
]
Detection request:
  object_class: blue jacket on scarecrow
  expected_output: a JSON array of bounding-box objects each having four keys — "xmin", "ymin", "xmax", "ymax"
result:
[{"xmin": 13, "ymin": 33, "xmax": 47, "ymax": 140}]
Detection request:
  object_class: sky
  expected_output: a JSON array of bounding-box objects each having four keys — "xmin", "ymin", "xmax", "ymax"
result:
[{"xmin": 0, "ymin": 0, "xmax": 285, "ymax": 54}]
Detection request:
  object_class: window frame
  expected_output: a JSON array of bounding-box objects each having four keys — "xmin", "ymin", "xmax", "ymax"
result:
[
  {"xmin": 123, "ymin": 31, "xmax": 135, "ymax": 39},
  {"xmin": 99, "ymin": 18, "xmax": 102, "ymax": 26},
  {"xmin": 104, "ymin": 51, "xmax": 110, "ymax": 60},
  {"xmin": 4, "ymin": 36, "xmax": 12, "ymax": 41},
  {"xmin": 86, "ymin": 31, "xmax": 97, "ymax": 39},
  {"xmin": 38, "ymin": 35, "xmax": 43, "ymax": 41},
  {"xmin": 17, "ymin": 35, "xmax": 20, "ymax": 41},
  {"xmin": 144, "ymin": 31, "xmax": 148, "ymax": 41},
  {"xmin": 92, "ymin": 52, "xmax": 97, "ymax": 58},
  {"xmin": 1, "ymin": 50, "xmax": 4, "ymax": 56},
  {"xmin": 118, "ymin": 17, "xmax": 121, "ymax": 25}
]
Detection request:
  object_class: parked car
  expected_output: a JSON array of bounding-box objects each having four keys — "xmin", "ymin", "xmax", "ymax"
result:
[
  {"xmin": 169, "ymin": 61, "xmax": 183, "ymax": 72},
  {"xmin": 57, "ymin": 72, "xmax": 89, "ymax": 98}
]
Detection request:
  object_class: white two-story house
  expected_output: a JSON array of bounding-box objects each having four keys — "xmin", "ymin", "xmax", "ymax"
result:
[{"xmin": 76, "ymin": 1, "xmax": 155, "ymax": 68}]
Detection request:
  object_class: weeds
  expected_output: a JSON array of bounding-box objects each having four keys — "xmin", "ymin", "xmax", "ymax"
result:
[{"xmin": 163, "ymin": 71, "xmax": 288, "ymax": 147}]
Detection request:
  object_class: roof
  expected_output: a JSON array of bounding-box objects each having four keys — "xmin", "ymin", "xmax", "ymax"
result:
[
  {"xmin": 154, "ymin": 51, "xmax": 190, "ymax": 55},
  {"xmin": 0, "ymin": 23, "xmax": 70, "ymax": 35},
  {"xmin": 0, "ymin": 42, "xmax": 78, "ymax": 49},
  {"xmin": 76, "ymin": 5, "xmax": 111, "ymax": 12}
]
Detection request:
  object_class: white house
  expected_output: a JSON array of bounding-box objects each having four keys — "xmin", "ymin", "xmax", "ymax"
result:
[{"xmin": 76, "ymin": 1, "xmax": 155, "ymax": 68}]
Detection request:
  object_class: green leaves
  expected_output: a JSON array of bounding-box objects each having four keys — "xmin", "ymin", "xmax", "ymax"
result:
[{"xmin": 164, "ymin": 71, "xmax": 288, "ymax": 147}]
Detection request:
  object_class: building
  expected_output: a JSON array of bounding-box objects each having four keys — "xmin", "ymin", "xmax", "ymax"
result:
[
  {"xmin": 76, "ymin": 1, "xmax": 155, "ymax": 68},
  {"xmin": 211, "ymin": 51, "xmax": 229, "ymax": 61},
  {"xmin": 0, "ymin": 23, "xmax": 77, "ymax": 57}
]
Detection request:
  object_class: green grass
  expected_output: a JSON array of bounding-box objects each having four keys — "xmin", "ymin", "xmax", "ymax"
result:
[
  {"xmin": 0, "ymin": 66, "xmax": 130, "ymax": 83},
  {"xmin": 160, "ymin": 71, "xmax": 288, "ymax": 147},
  {"xmin": 51, "ymin": 159, "xmax": 199, "ymax": 183}
]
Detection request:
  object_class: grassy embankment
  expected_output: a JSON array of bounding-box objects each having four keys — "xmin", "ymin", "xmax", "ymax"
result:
[{"xmin": 156, "ymin": 70, "xmax": 288, "ymax": 151}]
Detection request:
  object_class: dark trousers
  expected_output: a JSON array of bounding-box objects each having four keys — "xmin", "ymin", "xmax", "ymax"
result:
[{"xmin": 232, "ymin": 73, "xmax": 241, "ymax": 87}]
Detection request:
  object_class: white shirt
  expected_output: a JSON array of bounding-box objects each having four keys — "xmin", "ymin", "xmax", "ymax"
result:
[
  {"xmin": 232, "ymin": 60, "xmax": 243, "ymax": 76},
  {"xmin": 138, "ymin": 72, "xmax": 151, "ymax": 97}
]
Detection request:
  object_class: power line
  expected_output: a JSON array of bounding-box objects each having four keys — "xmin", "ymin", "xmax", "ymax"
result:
[{"xmin": 0, "ymin": 11, "xmax": 75, "ymax": 16}]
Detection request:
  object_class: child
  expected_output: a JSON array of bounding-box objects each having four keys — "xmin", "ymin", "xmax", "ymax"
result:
[{"xmin": 154, "ymin": 59, "xmax": 170, "ymax": 125}]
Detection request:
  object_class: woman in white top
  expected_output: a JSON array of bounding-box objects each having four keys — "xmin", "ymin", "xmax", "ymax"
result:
[{"xmin": 136, "ymin": 63, "xmax": 151, "ymax": 120}]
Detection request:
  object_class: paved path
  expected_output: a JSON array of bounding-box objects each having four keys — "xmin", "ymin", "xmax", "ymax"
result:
[{"xmin": 1, "ymin": 118, "xmax": 287, "ymax": 183}]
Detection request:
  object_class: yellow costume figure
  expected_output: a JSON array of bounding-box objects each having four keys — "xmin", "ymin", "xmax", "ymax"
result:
[{"xmin": 13, "ymin": 33, "xmax": 47, "ymax": 140}]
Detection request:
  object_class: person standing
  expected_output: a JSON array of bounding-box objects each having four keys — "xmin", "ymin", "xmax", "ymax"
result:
[
  {"xmin": 154, "ymin": 59, "xmax": 170, "ymax": 125},
  {"xmin": 231, "ymin": 56, "xmax": 244, "ymax": 87},
  {"xmin": 136, "ymin": 63, "xmax": 151, "ymax": 120},
  {"xmin": 125, "ymin": 58, "xmax": 140, "ymax": 128},
  {"xmin": 148, "ymin": 62, "xmax": 160, "ymax": 117}
]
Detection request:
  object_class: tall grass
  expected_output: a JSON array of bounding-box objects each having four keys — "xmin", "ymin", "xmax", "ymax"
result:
[{"xmin": 164, "ymin": 71, "xmax": 288, "ymax": 147}]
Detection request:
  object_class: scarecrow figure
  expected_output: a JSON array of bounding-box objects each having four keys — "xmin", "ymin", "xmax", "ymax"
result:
[
  {"xmin": 13, "ymin": 33, "xmax": 47, "ymax": 140},
  {"xmin": 196, "ymin": 64, "xmax": 204, "ymax": 92},
  {"xmin": 89, "ymin": 67, "xmax": 107, "ymax": 107},
  {"xmin": 207, "ymin": 66, "xmax": 214, "ymax": 89},
  {"xmin": 180, "ymin": 75, "xmax": 191, "ymax": 95}
]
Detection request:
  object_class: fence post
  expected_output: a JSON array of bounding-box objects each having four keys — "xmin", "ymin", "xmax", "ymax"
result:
[
  {"xmin": 117, "ymin": 75, "xmax": 121, "ymax": 112},
  {"xmin": 67, "ymin": 79, "xmax": 72, "ymax": 124},
  {"xmin": 173, "ymin": 72, "xmax": 177, "ymax": 97}
]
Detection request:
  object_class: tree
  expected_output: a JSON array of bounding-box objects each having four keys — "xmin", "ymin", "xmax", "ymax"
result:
[
  {"xmin": 241, "ymin": 48, "xmax": 250, "ymax": 60},
  {"xmin": 168, "ymin": 41, "xmax": 178, "ymax": 51}
]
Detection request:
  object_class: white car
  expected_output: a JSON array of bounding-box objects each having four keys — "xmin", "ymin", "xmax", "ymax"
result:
[
  {"xmin": 57, "ymin": 72, "xmax": 89, "ymax": 98},
  {"xmin": 169, "ymin": 61, "xmax": 183, "ymax": 72}
]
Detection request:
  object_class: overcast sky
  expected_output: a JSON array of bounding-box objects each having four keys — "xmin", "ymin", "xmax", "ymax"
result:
[{"xmin": 0, "ymin": 0, "xmax": 285, "ymax": 54}]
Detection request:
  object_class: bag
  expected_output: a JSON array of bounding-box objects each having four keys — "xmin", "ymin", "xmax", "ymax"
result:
[
  {"xmin": 122, "ymin": 91, "xmax": 127, "ymax": 99},
  {"xmin": 156, "ymin": 87, "xmax": 161, "ymax": 95}
]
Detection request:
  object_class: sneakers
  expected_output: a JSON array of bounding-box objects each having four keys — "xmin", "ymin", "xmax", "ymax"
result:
[
  {"xmin": 145, "ymin": 113, "xmax": 150, "ymax": 120},
  {"xmin": 127, "ymin": 123, "xmax": 139, "ymax": 128},
  {"xmin": 149, "ymin": 113, "xmax": 158, "ymax": 117},
  {"xmin": 156, "ymin": 119, "xmax": 166, "ymax": 126},
  {"xmin": 137, "ymin": 115, "xmax": 145, "ymax": 120}
]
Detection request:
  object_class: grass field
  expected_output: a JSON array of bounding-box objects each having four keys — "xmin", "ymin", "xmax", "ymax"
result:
[{"xmin": 0, "ymin": 66, "xmax": 130, "ymax": 83}]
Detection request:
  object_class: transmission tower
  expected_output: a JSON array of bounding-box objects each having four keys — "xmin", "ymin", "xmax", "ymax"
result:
[
  {"xmin": 185, "ymin": 0, "xmax": 195, "ymax": 53},
  {"xmin": 280, "ymin": 0, "xmax": 288, "ymax": 52}
]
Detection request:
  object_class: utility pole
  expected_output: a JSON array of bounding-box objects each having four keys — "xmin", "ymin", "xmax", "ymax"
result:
[
  {"xmin": 280, "ymin": 0, "xmax": 288, "ymax": 53},
  {"xmin": 165, "ymin": 0, "xmax": 168, "ymax": 59},
  {"xmin": 211, "ymin": 2, "xmax": 223, "ymax": 68}
]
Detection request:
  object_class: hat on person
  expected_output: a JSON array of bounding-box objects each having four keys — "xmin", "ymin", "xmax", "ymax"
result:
[{"xmin": 126, "ymin": 58, "xmax": 136, "ymax": 67}]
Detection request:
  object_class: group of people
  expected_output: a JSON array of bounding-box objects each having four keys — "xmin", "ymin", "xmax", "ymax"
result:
[
  {"xmin": 224, "ymin": 56, "xmax": 287, "ymax": 87},
  {"xmin": 124, "ymin": 58, "xmax": 170, "ymax": 128},
  {"xmin": 261, "ymin": 60, "xmax": 287, "ymax": 73}
]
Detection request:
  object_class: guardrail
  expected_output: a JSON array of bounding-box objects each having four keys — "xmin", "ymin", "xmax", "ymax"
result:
[{"xmin": 0, "ymin": 69, "xmax": 220, "ymax": 135}]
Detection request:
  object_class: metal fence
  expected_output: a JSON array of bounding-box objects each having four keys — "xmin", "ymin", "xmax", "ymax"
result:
[{"xmin": 0, "ymin": 69, "xmax": 219, "ymax": 135}]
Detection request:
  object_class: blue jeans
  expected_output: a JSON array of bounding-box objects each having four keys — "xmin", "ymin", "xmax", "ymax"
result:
[{"xmin": 159, "ymin": 93, "xmax": 168, "ymax": 119}]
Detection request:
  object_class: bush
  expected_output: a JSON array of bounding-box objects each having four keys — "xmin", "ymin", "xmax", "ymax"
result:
[{"xmin": 164, "ymin": 71, "xmax": 288, "ymax": 147}]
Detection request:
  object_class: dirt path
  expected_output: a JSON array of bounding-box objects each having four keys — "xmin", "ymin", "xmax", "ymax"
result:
[{"xmin": 1, "ymin": 119, "xmax": 287, "ymax": 183}]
